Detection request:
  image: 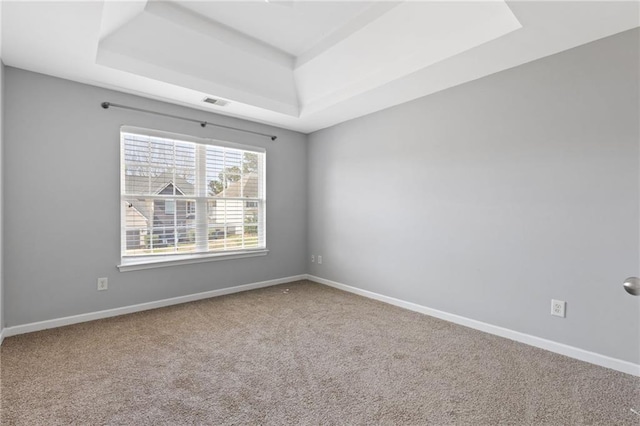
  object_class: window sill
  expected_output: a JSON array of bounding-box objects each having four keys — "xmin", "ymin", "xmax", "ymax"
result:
[{"xmin": 118, "ymin": 249, "xmax": 269, "ymax": 272}]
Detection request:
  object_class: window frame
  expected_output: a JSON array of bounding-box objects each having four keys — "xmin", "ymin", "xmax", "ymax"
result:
[{"xmin": 118, "ymin": 126, "xmax": 267, "ymax": 272}]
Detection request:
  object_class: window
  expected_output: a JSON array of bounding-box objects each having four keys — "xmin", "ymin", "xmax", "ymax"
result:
[
  {"xmin": 164, "ymin": 200, "xmax": 176, "ymax": 215},
  {"xmin": 120, "ymin": 127, "xmax": 266, "ymax": 266},
  {"xmin": 186, "ymin": 201, "xmax": 196, "ymax": 216}
]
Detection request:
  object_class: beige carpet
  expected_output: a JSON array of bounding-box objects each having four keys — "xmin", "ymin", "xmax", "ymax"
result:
[{"xmin": 1, "ymin": 280, "xmax": 638, "ymax": 425}]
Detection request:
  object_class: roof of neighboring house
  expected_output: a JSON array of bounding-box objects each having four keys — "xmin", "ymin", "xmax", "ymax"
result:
[
  {"xmin": 124, "ymin": 171, "xmax": 195, "ymax": 223},
  {"xmin": 126, "ymin": 199, "xmax": 153, "ymax": 225},
  {"xmin": 217, "ymin": 173, "xmax": 259, "ymax": 198},
  {"xmin": 125, "ymin": 203, "xmax": 149, "ymax": 229}
]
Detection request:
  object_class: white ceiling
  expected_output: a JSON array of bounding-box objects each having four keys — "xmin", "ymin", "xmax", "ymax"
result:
[
  {"xmin": 1, "ymin": 1, "xmax": 639, "ymax": 134},
  {"xmin": 175, "ymin": 1, "xmax": 382, "ymax": 57}
]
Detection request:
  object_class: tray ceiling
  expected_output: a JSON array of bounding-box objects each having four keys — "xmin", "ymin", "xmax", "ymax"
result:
[{"xmin": 1, "ymin": 1, "xmax": 638, "ymax": 133}]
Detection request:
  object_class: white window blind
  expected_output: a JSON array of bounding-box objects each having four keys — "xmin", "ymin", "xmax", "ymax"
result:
[{"xmin": 121, "ymin": 129, "xmax": 266, "ymax": 259}]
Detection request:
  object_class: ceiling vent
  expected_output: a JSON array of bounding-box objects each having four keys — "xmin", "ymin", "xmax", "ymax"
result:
[{"xmin": 202, "ymin": 97, "xmax": 229, "ymax": 107}]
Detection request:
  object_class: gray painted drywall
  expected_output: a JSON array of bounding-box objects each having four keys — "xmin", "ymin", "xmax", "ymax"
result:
[
  {"xmin": 308, "ymin": 29, "xmax": 640, "ymax": 364},
  {"xmin": 4, "ymin": 68, "xmax": 307, "ymax": 326}
]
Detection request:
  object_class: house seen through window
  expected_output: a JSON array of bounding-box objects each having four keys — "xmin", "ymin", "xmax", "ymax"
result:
[{"xmin": 121, "ymin": 128, "xmax": 266, "ymax": 258}]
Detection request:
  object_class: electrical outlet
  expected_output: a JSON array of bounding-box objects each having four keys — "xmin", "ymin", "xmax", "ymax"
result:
[
  {"xmin": 318, "ymin": 255, "xmax": 322, "ymax": 265},
  {"xmin": 97, "ymin": 277, "xmax": 108, "ymax": 291},
  {"xmin": 311, "ymin": 255, "xmax": 315, "ymax": 263},
  {"xmin": 551, "ymin": 299, "xmax": 565, "ymax": 317}
]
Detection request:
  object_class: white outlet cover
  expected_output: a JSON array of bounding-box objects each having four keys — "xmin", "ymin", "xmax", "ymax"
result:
[
  {"xmin": 551, "ymin": 299, "xmax": 566, "ymax": 318},
  {"xmin": 98, "ymin": 277, "xmax": 108, "ymax": 291},
  {"xmin": 318, "ymin": 255, "xmax": 322, "ymax": 264}
]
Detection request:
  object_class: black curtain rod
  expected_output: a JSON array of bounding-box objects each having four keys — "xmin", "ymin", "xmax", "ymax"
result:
[{"xmin": 101, "ymin": 102, "xmax": 277, "ymax": 141}]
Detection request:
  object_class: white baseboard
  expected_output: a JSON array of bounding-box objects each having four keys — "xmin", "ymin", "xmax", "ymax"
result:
[
  {"xmin": 2, "ymin": 275, "xmax": 306, "ymax": 340},
  {"xmin": 4, "ymin": 273, "xmax": 638, "ymax": 377},
  {"xmin": 307, "ymin": 274, "xmax": 640, "ymax": 377}
]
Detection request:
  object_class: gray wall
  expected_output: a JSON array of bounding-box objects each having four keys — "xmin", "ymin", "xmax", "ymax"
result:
[
  {"xmin": 4, "ymin": 68, "xmax": 307, "ymax": 326},
  {"xmin": 308, "ymin": 29, "xmax": 640, "ymax": 363}
]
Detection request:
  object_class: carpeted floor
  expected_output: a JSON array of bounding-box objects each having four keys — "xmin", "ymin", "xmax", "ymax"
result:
[{"xmin": 1, "ymin": 280, "xmax": 639, "ymax": 425}]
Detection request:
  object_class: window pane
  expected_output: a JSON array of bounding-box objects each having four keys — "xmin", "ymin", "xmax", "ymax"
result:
[
  {"xmin": 224, "ymin": 150, "xmax": 242, "ymax": 168},
  {"xmin": 149, "ymin": 138, "xmax": 173, "ymax": 166},
  {"xmin": 164, "ymin": 200, "xmax": 175, "ymax": 215},
  {"xmin": 175, "ymin": 141, "xmax": 196, "ymax": 196},
  {"xmin": 123, "ymin": 197, "xmax": 201, "ymax": 256},
  {"xmin": 176, "ymin": 223, "xmax": 197, "ymax": 253},
  {"xmin": 221, "ymin": 174, "xmax": 242, "ymax": 198},
  {"xmin": 242, "ymin": 173, "xmax": 259, "ymax": 198},
  {"xmin": 174, "ymin": 169, "xmax": 195, "ymax": 196},
  {"xmin": 244, "ymin": 225, "xmax": 259, "ymax": 248},
  {"xmin": 242, "ymin": 152, "xmax": 259, "ymax": 173},
  {"xmin": 124, "ymin": 137, "xmax": 149, "ymax": 164},
  {"xmin": 124, "ymin": 168, "xmax": 151, "ymax": 195},
  {"xmin": 206, "ymin": 146, "xmax": 225, "ymax": 196}
]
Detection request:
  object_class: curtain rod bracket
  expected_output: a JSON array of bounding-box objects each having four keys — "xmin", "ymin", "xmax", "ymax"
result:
[{"xmin": 100, "ymin": 101, "xmax": 277, "ymax": 141}]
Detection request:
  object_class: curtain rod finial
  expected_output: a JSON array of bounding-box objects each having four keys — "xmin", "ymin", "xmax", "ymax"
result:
[{"xmin": 101, "ymin": 102, "xmax": 110, "ymax": 109}]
